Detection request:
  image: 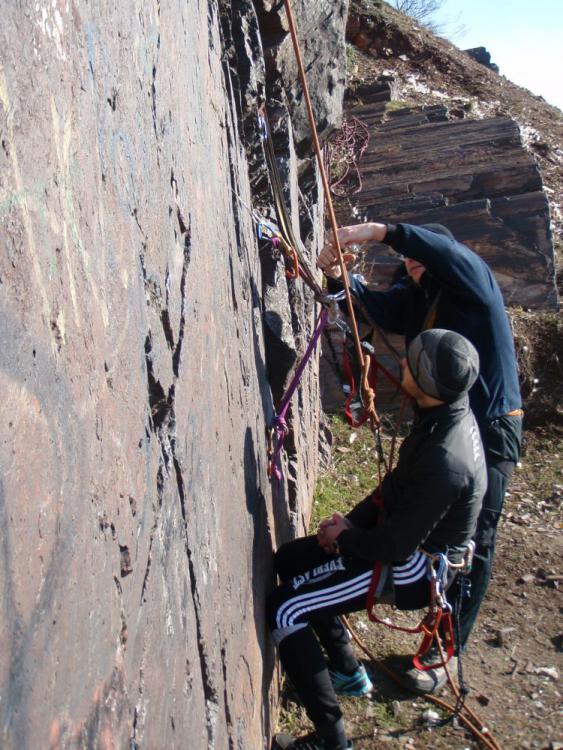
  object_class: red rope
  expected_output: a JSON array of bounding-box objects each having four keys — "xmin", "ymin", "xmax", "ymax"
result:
[{"xmin": 326, "ymin": 116, "xmax": 370, "ymax": 196}]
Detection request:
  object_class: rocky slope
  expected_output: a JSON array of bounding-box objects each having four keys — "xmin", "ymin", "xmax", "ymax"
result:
[
  {"xmin": 0, "ymin": 1, "xmax": 347, "ymax": 748},
  {"xmin": 345, "ymin": 1, "xmax": 563, "ymax": 253}
]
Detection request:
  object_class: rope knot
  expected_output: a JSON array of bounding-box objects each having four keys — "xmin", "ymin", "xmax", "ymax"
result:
[{"xmin": 273, "ymin": 414, "xmax": 289, "ymax": 437}]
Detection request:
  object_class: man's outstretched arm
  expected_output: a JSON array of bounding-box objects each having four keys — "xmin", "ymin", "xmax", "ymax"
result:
[{"xmin": 317, "ymin": 223, "xmax": 387, "ymax": 278}]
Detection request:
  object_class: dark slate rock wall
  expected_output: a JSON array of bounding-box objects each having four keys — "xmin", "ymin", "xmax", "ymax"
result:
[
  {"xmin": 0, "ymin": 1, "xmax": 347, "ymax": 748},
  {"xmin": 340, "ymin": 84, "xmax": 557, "ymax": 309}
]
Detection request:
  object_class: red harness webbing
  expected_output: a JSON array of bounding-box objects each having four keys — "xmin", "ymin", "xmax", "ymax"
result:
[{"xmin": 364, "ymin": 490, "xmax": 455, "ymax": 671}]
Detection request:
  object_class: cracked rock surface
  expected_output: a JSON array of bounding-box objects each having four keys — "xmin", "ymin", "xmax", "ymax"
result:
[{"xmin": 0, "ymin": 1, "xmax": 347, "ymax": 748}]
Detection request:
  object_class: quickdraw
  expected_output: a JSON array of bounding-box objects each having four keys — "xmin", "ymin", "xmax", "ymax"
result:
[{"xmin": 257, "ymin": 219, "xmax": 300, "ymax": 280}]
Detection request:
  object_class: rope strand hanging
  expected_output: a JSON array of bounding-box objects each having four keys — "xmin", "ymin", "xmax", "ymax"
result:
[
  {"xmin": 281, "ymin": 0, "xmax": 379, "ymax": 432},
  {"xmin": 259, "ymin": 107, "xmax": 325, "ymax": 298}
]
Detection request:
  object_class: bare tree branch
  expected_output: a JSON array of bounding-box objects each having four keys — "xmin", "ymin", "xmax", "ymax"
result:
[{"xmin": 389, "ymin": 0, "xmax": 446, "ymax": 32}]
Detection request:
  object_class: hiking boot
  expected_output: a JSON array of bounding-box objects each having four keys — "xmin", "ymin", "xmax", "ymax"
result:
[
  {"xmin": 401, "ymin": 647, "xmax": 458, "ymax": 695},
  {"xmin": 272, "ymin": 732, "xmax": 353, "ymax": 750},
  {"xmin": 329, "ymin": 664, "xmax": 373, "ymax": 697}
]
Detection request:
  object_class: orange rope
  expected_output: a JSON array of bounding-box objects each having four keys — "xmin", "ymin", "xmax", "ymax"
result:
[
  {"xmin": 282, "ymin": 0, "xmax": 378, "ymax": 428},
  {"xmin": 342, "ymin": 615, "xmax": 503, "ymax": 750}
]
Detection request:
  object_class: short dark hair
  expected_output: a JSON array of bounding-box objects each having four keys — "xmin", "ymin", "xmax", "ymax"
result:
[{"xmin": 419, "ymin": 223, "xmax": 455, "ymax": 241}]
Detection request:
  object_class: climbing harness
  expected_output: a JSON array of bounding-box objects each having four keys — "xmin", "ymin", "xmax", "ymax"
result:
[
  {"xmin": 366, "ymin": 551, "xmax": 455, "ymax": 669},
  {"xmin": 340, "ymin": 508, "xmax": 499, "ymax": 748},
  {"xmin": 362, "ymin": 489, "xmax": 475, "ymax": 698},
  {"xmin": 362, "ymin": 490, "xmax": 457, "ymax": 669},
  {"xmin": 344, "ymin": 490, "xmax": 494, "ymax": 745}
]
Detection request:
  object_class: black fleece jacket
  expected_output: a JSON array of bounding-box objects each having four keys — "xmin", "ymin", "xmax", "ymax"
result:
[{"xmin": 337, "ymin": 397, "xmax": 487, "ymax": 564}]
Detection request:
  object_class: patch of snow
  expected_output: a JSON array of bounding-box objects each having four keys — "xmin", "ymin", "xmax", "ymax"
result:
[
  {"xmin": 469, "ymin": 100, "xmax": 499, "ymax": 119},
  {"xmin": 404, "ymin": 74, "xmax": 430, "ymax": 94},
  {"xmin": 520, "ymin": 124, "xmax": 542, "ymax": 147}
]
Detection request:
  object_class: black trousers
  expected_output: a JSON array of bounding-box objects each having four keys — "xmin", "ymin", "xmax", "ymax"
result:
[
  {"xmin": 457, "ymin": 415, "xmax": 523, "ymax": 649},
  {"xmin": 267, "ymin": 536, "xmax": 373, "ymax": 733}
]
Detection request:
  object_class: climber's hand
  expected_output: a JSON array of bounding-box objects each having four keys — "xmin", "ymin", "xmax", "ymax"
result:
[
  {"xmin": 317, "ymin": 512, "xmax": 352, "ymax": 554},
  {"xmin": 317, "ymin": 223, "xmax": 387, "ymax": 278}
]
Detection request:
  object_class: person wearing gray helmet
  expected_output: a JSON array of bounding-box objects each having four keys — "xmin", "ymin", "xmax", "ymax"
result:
[
  {"xmin": 267, "ymin": 329, "xmax": 486, "ymax": 750},
  {"xmin": 317, "ymin": 221, "xmax": 522, "ymax": 692}
]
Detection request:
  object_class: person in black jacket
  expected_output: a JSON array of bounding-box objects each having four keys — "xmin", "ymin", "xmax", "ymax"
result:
[
  {"xmin": 268, "ymin": 329, "xmax": 486, "ymax": 750},
  {"xmin": 318, "ymin": 221, "xmax": 522, "ymax": 690}
]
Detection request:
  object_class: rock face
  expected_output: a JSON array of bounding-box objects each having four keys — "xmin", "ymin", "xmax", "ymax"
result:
[
  {"xmin": 345, "ymin": 1, "xmax": 563, "ymax": 267},
  {"xmin": 465, "ymin": 46, "xmax": 500, "ymax": 74},
  {"xmin": 0, "ymin": 2, "xmax": 347, "ymax": 748}
]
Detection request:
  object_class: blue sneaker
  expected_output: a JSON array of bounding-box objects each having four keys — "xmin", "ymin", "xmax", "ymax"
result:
[{"xmin": 329, "ymin": 664, "xmax": 373, "ymax": 697}]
